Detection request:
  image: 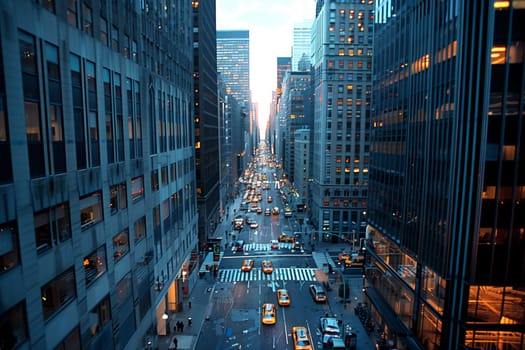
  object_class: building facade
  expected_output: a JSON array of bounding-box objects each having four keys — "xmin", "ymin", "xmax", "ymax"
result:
[
  {"xmin": 310, "ymin": 0, "xmax": 373, "ymax": 243},
  {"xmin": 292, "ymin": 19, "xmax": 313, "ymax": 72},
  {"xmin": 216, "ymin": 30, "xmax": 251, "ymax": 174},
  {"xmin": 0, "ymin": 1, "xmax": 198, "ymax": 349},
  {"xmin": 281, "ymin": 71, "xmax": 312, "ymax": 186},
  {"xmin": 192, "ymin": 0, "xmax": 220, "ymax": 247},
  {"xmin": 366, "ymin": 0, "xmax": 525, "ymax": 349}
]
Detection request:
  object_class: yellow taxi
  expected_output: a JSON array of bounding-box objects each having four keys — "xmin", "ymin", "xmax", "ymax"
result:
[
  {"xmin": 277, "ymin": 289, "xmax": 290, "ymax": 306},
  {"xmin": 338, "ymin": 252, "xmax": 351, "ymax": 262},
  {"xmin": 292, "ymin": 326, "xmax": 313, "ymax": 350},
  {"xmin": 241, "ymin": 259, "xmax": 254, "ymax": 272},
  {"xmin": 279, "ymin": 233, "xmax": 295, "ymax": 243},
  {"xmin": 261, "ymin": 303, "xmax": 276, "ymax": 325},
  {"xmin": 261, "ymin": 260, "xmax": 273, "ymax": 274}
]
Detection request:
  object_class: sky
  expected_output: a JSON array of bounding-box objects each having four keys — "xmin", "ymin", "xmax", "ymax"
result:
[{"xmin": 216, "ymin": 0, "xmax": 316, "ymax": 129}]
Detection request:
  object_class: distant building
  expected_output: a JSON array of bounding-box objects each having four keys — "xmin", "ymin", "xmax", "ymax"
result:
[
  {"xmin": 310, "ymin": 0, "xmax": 373, "ymax": 242},
  {"xmin": 193, "ymin": 0, "xmax": 220, "ymax": 246},
  {"xmin": 294, "ymin": 128, "xmax": 312, "ymax": 211},
  {"xmin": 292, "ymin": 20, "xmax": 313, "ymax": 71},
  {"xmin": 0, "ymin": 1, "xmax": 198, "ymax": 349},
  {"xmin": 366, "ymin": 1, "xmax": 525, "ymax": 349},
  {"xmin": 280, "ymin": 71, "xmax": 312, "ymax": 185},
  {"xmin": 217, "ymin": 30, "xmax": 252, "ymax": 171}
]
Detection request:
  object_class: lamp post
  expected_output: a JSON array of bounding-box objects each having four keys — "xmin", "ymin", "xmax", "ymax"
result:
[{"xmin": 162, "ymin": 311, "xmax": 169, "ymax": 335}]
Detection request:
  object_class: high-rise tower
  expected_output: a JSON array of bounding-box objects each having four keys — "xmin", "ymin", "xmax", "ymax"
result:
[
  {"xmin": 310, "ymin": 0, "xmax": 374, "ymax": 243},
  {"xmin": 366, "ymin": 1, "xmax": 525, "ymax": 349},
  {"xmin": 0, "ymin": 1, "xmax": 198, "ymax": 349},
  {"xmin": 192, "ymin": 0, "xmax": 220, "ymax": 247},
  {"xmin": 217, "ymin": 30, "xmax": 251, "ymax": 170}
]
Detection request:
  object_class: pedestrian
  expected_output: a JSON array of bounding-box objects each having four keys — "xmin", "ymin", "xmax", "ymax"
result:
[
  {"xmin": 168, "ymin": 336, "xmax": 178, "ymax": 349},
  {"xmin": 181, "ymin": 321, "xmax": 184, "ymax": 333},
  {"xmin": 188, "ymin": 301, "xmax": 192, "ymax": 309}
]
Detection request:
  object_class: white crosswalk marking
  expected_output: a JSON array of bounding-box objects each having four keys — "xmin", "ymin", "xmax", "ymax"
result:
[
  {"xmin": 218, "ymin": 267, "xmax": 318, "ymax": 283},
  {"xmin": 242, "ymin": 242, "xmax": 294, "ymax": 252}
]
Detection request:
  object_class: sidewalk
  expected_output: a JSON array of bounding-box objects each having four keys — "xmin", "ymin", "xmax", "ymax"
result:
[{"xmin": 157, "ymin": 277, "xmax": 216, "ymax": 350}]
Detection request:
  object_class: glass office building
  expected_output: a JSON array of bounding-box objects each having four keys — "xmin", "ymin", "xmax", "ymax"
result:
[{"xmin": 366, "ymin": 1, "xmax": 525, "ymax": 349}]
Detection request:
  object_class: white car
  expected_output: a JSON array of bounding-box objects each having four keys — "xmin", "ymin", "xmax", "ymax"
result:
[{"xmin": 250, "ymin": 222, "xmax": 258, "ymax": 229}]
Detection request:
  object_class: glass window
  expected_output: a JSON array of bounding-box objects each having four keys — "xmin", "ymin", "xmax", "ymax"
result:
[
  {"xmin": 109, "ymin": 182, "xmax": 127, "ymax": 214},
  {"xmin": 54, "ymin": 327, "xmax": 81, "ymax": 350},
  {"xmin": 82, "ymin": 3, "xmax": 93, "ymax": 35},
  {"xmin": 41, "ymin": 267, "xmax": 76, "ymax": 319},
  {"xmin": 34, "ymin": 203, "xmax": 71, "ymax": 254},
  {"xmin": 161, "ymin": 166, "xmax": 168, "ymax": 186},
  {"xmin": 100, "ymin": 17, "xmax": 108, "ymax": 45},
  {"xmin": 112, "ymin": 229, "xmax": 129, "ymax": 261},
  {"xmin": 131, "ymin": 175, "xmax": 144, "ymax": 202},
  {"xmin": 0, "ymin": 221, "xmax": 20, "ymax": 273},
  {"xmin": 84, "ymin": 246, "xmax": 107, "ymax": 285},
  {"xmin": 43, "ymin": 0, "xmax": 55, "ymax": 13},
  {"xmin": 80, "ymin": 191, "xmax": 103, "ymax": 229},
  {"xmin": 133, "ymin": 216, "xmax": 146, "ymax": 242},
  {"xmin": 111, "ymin": 26, "xmax": 119, "ymax": 51},
  {"xmin": 151, "ymin": 169, "xmax": 159, "ymax": 192},
  {"xmin": 67, "ymin": 0, "xmax": 78, "ymax": 27},
  {"xmin": 84, "ymin": 296, "xmax": 111, "ymax": 340},
  {"xmin": 0, "ymin": 302, "xmax": 28, "ymax": 348}
]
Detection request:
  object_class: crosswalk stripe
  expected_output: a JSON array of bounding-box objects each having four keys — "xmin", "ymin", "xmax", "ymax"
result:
[
  {"xmin": 218, "ymin": 267, "xmax": 319, "ymax": 283},
  {"xmin": 241, "ymin": 242, "xmax": 296, "ymax": 252}
]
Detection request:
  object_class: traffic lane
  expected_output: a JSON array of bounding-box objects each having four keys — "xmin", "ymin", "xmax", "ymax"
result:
[{"xmin": 282, "ymin": 280, "xmax": 333, "ymax": 345}]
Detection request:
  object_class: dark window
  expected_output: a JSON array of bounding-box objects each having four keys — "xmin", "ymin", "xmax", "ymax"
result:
[
  {"xmin": 19, "ymin": 31, "xmax": 45, "ymax": 178},
  {"xmin": 0, "ymin": 302, "xmax": 28, "ymax": 348},
  {"xmin": 84, "ymin": 246, "xmax": 107, "ymax": 285},
  {"xmin": 82, "ymin": 3, "xmax": 93, "ymax": 35},
  {"xmin": 133, "ymin": 216, "xmax": 146, "ymax": 242},
  {"xmin": 45, "ymin": 43, "xmax": 66, "ymax": 173},
  {"xmin": 80, "ymin": 191, "xmax": 103, "ymax": 229},
  {"xmin": 113, "ymin": 229, "xmax": 129, "ymax": 261},
  {"xmin": 70, "ymin": 54, "xmax": 86, "ymax": 169},
  {"xmin": 109, "ymin": 182, "xmax": 127, "ymax": 214},
  {"xmin": 42, "ymin": 0, "xmax": 55, "ymax": 13},
  {"xmin": 83, "ymin": 296, "xmax": 111, "ymax": 340},
  {"xmin": 104, "ymin": 68, "xmax": 114, "ymax": 163},
  {"xmin": 0, "ymin": 41, "xmax": 12, "ymax": 183},
  {"xmin": 67, "ymin": 0, "xmax": 78, "ymax": 27},
  {"xmin": 0, "ymin": 221, "xmax": 20, "ymax": 273},
  {"xmin": 34, "ymin": 202, "xmax": 71, "ymax": 254},
  {"xmin": 41, "ymin": 267, "xmax": 76, "ymax": 319},
  {"xmin": 54, "ymin": 327, "xmax": 81, "ymax": 350},
  {"xmin": 86, "ymin": 61, "xmax": 100, "ymax": 166}
]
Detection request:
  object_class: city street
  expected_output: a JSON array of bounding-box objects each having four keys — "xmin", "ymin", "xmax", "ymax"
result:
[{"xmin": 158, "ymin": 150, "xmax": 378, "ymax": 350}]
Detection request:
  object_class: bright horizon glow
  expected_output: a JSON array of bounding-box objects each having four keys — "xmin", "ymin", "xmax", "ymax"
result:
[{"xmin": 216, "ymin": 0, "xmax": 316, "ymax": 133}]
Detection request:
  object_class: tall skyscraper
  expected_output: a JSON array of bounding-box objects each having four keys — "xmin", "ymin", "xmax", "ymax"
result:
[
  {"xmin": 216, "ymin": 30, "xmax": 250, "ymax": 109},
  {"xmin": 0, "ymin": 1, "xmax": 198, "ymax": 349},
  {"xmin": 280, "ymin": 71, "xmax": 312, "ymax": 185},
  {"xmin": 292, "ymin": 20, "xmax": 313, "ymax": 72},
  {"xmin": 217, "ymin": 30, "xmax": 251, "ymax": 169},
  {"xmin": 192, "ymin": 0, "xmax": 220, "ymax": 246},
  {"xmin": 275, "ymin": 57, "xmax": 292, "ymax": 160},
  {"xmin": 366, "ymin": 1, "xmax": 525, "ymax": 349},
  {"xmin": 310, "ymin": 0, "xmax": 374, "ymax": 243}
]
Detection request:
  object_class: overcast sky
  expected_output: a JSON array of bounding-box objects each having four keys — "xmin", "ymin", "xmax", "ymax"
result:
[{"xmin": 216, "ymin": 0, "xmax": 316, "ymax": 129}]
